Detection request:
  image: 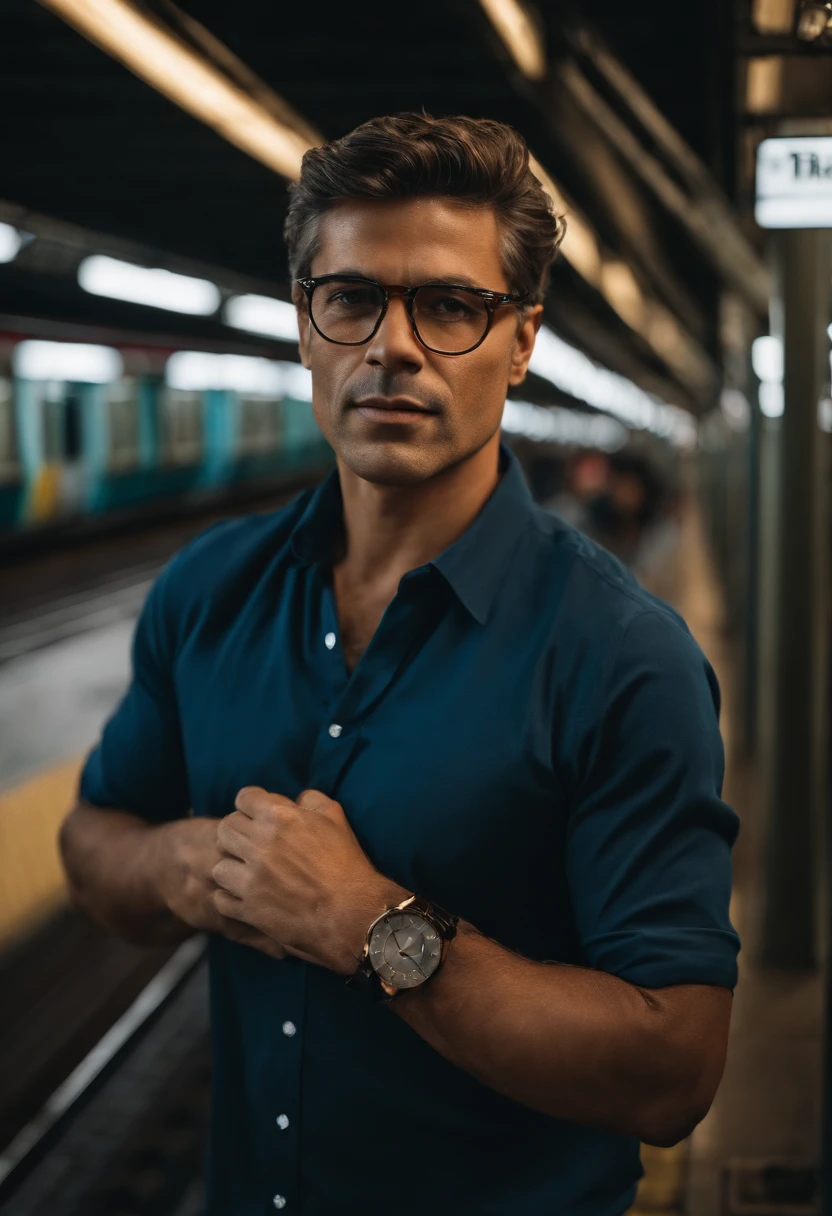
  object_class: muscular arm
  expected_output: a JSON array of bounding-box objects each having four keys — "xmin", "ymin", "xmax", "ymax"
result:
[
  {"xmin": 59, "ymin": 801, "xmax": 284, "ymax": 957},
  {"xmin": 392, "ymin": 920, "xmax": 732, "ymax": 1148}
]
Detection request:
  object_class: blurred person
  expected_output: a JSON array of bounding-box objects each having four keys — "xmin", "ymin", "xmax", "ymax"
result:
[{"xmin": 59, "ymin": 113, "xmax": 739, "ymax": 1216}]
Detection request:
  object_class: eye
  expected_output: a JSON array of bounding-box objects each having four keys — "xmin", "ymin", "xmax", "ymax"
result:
[
  {"xmin": 328, "ymin": 287, "xmax": 376, "ymax": 307},
  {"xmin": 430, "ymin": 294, "xmax": 475, "ymax": 315}
]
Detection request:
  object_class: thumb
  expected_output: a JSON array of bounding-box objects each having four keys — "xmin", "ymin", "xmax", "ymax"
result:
[{"xmin": 295, "ymin": 788, "xmax": 342, "ymax": 815}]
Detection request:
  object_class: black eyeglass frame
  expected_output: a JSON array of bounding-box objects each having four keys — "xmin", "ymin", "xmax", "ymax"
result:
[{"xmin": 295, "ymin": 274, "xmax": 529, "ymax": 356}]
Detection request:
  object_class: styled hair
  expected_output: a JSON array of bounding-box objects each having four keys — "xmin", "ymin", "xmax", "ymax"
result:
[{"xmin": 284, "ymin": 112, "xmax": 565, "ymax": 304}]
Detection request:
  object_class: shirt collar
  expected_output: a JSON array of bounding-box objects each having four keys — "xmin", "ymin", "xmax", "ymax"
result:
[{"xmin": 289, "ymin": 441, "xmax": 535, "ymax": 625}]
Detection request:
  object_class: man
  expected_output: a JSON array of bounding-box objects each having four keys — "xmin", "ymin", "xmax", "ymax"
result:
[{"xmin": 60, "ymin": 113, "xmax": 740, "ymax": 1216}]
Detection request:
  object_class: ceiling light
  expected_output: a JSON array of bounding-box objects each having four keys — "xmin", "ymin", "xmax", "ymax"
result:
[
  {"xmin": 599, "ymin": 261, "xmax": 646, "ymax": 331},
  {"xmin": 796, "ymin": 1, "xmax": 832, "ymax": 39},
  {"xmin": 78, "ymin": 255, "xmax": 221, "ymax": 315},
  {"xmin": 13, "ymin": 340, "xmax": 123, "ymax": 383},
  {"xmin": 751, "ymin": 335, "xmax": 784, "ymax": 382},
  {"xmin": 746, "ymin": 58, "xmax": 783, "ymax": 114},
  {"xmin": 753, "ymin": 0, "xmax": 798, "ymax": 32},
  {"xmin": 759, "ymin": 382, "xmax": 785, "ymax": 417},
  {"xmin": 478, "ymin": 0, "xmax": 547, "ymax": 81},
  {"xmin": 0, "ymin": 223, "xmax": 22, "ymax": 264},
  {"xmin": 38, "ymin": 0, "xmax": 314, "ymax": 179},
  {"xmin": 529, "ymin": 326, "xmax": 697, "ymax": 447},
  {"xmin": 502, "ymin": 398, "xmax": 628, "ymax": 451},
  {"xmin": 224, "ymin": 294, "xmax": 299, "ymax": 341},
  {"xmin": 165, "ymin": 351, "xmax": 312, "ymax": 398}
]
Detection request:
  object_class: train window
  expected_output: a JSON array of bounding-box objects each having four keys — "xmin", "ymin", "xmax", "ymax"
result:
[
  {"xmin": 109, "ymin": 378, "xmax": 140, "ymax": 470},
  {"xmin": 237, "ymin": 395, "xmax": 281, "ymax": 455},
  {"xmin": 162, "ymin": 388, "xmax": 203, "ymax": 464},
  {"xmin": 0, "ymin": 377, "xmax": 18, "ymax": 478},
  {"xmin": 42, "ymin": 383, "xmax": 82, "ymax": 462}
]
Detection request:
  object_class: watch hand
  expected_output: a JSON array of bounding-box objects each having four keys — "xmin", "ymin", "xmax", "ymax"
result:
[{"xmin": 399, "ymin": 944, "xmax": 429, "ymax": 978}]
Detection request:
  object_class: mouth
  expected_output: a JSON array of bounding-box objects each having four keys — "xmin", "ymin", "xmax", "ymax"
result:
[{"xmin": 350, "ymin": 395, "xmax": 439, "ymax": 423}]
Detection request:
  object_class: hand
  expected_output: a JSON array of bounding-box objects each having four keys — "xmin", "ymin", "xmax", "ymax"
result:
[
  {"xmin": 154, "ymin": 816, "xmax": 286, "ymax": 959},
  {"xmin": 212, "ymin": 787, "xmax": 407, "ymax": 974}
]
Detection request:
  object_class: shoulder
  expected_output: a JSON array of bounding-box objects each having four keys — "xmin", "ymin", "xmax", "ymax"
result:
[
  {"xmin": 527, "ymin": 504, "xmax": 690, "ymax": 637},
  {"xmin": 521, "ymin": 506, "xmax": 716, "ymax": 715},
  {"xmin": 144, "ymin": 487, "xmax": 315, "ymax": 649}
]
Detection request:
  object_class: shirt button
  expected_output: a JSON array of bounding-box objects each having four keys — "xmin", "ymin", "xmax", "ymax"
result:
[
  {"xmin": 325, "ymin": 631, "xmax": 336, "ymax": 649},
  {"xmin": 276, "ymin": 1113, "xmax": 290, "ymax": 1130},
  {"xmin": 282, "ymin": 1020, "xmax": 296, "ymax": 1037},
  {"xmin": 328, "ymin": 723, "xmax": 342, "ymax": 738},
  {"xmin": 272, "ymin": 1196, "xmax": 287, "ymax": 1210}
]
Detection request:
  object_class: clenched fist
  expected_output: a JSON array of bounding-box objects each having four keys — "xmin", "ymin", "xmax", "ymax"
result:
[
  {"xmin": 156, "ymin": 815, "xmax": 286, "ymax": 959},
  {"xmin": 212, "ymin": 787, "xmax": 406, "ymax": 974}
]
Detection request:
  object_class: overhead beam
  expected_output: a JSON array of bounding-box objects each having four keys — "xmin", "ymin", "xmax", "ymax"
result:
[
  {"xmin": 37, "ymin": 0, "xmax": 317, "ymax": 180},
  {"xmin": 559, "ymin": 45, "xmax": 771, "ymax": 315}
]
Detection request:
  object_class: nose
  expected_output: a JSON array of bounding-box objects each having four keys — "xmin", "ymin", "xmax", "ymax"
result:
[{"xmin": 363, "ymin": 295, "xmax": 424, "ymax": 373}]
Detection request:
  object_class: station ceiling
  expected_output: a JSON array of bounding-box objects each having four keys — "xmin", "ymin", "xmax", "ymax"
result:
[{"xmin": 0, "ymin": 0, "xmax": 763, "ymax": 415}]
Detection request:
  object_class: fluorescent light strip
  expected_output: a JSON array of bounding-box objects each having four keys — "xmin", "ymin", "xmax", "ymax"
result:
[
  {"xmin": 0, "ymin": 222, "xmax": 22, "ymax": 264},
  {"xmin": 751, "ymin": 335, "xmax": 783, "ymax": 383},
  {"xmin": 38, "ymin": 0, "xmax": 313, "ymax": 180},
  {"xmin": 13, "ymin": 340, "xmax": 123, "ymax": 384},
  {"xmin": 529, "ymin": 325, "xmax": 697, "ymax": 448},
  {"xmin": 166, "ymin": 351, "xmax": 312, "ymax": 399},
  {"xmin": 502, "ymin": 398, "xmax": 628, "ymax": 451},
  {"xmin": 478, "ymin": 0, "xmax": 547, "ymax": 80},
  {"xmin": 224, "ymin": 294, "xmax": 299, "ymax": 341},
  {"xmin": 78, "ymin": 255, "xmax": 221, "ymax": 315}
]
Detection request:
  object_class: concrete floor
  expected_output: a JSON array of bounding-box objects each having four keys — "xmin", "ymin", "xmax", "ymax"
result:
[{"xmin": 644, "ymin": 495, "xmax": 823, "ymax": 1216}]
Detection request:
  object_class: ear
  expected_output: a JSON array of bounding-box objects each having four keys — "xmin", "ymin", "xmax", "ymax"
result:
[
  {"xmin": 292, "ymin": 282, "xmax": 312, "ymax": 370},
  {"xmin": 508, "ymin": 304, "xmax": 543, "ymax": 388}
]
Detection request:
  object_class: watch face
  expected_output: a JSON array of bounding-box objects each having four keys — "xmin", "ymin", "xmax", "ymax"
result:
[{"xmin": 368, "ymin": 912, "xmax": 443, "ymax": 989}]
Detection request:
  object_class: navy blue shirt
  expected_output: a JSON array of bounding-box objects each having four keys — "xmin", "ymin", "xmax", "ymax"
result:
[{"xmin": 80, "ymin": 442, "xmax": 740, "ymax": 1216}]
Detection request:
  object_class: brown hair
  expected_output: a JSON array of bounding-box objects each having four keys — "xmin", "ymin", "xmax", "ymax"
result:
[{"xmin": 284, "ymin": 112, "xmax": 565, "ymax": 304}]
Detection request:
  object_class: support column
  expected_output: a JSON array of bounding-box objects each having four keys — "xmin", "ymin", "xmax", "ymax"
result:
[{"xmin": 760, "ymin": 227, "xmax": 832, "ymax": 969}]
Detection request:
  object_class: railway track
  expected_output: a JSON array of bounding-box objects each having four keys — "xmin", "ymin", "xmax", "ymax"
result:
[{"xmin": 0, "ymin": 913, "xmax": 208, "ymax": 1216}]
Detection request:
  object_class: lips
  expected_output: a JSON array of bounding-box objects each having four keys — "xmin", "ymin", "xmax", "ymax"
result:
[{"xmin": 351, "ymin": 396, "xmax": 437, "ymax": 415}]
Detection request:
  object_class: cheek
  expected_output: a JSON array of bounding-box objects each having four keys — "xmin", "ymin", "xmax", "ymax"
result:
[{"xmin": 450, "ymin": 348, "xmax": 513, "ymax": 419}]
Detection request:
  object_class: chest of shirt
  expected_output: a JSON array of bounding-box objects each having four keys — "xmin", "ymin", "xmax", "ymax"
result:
[{"xmin": 174, "ymin": 563, "xmax": 579, "ymax": 958}]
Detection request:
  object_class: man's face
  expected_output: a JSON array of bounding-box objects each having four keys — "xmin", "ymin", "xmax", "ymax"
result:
[{"xmin": 295, "ymin": 197, "xmax": 542, "ymax": 485}]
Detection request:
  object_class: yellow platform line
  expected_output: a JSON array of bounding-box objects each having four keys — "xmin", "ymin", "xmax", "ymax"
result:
[
  {"xmin": 0, "ymin": 757, "xmax": 81, "ymax": 950},
  {"xmin": 629, "ymin": 1142, "xmax": 688, "ymax": 1214}
]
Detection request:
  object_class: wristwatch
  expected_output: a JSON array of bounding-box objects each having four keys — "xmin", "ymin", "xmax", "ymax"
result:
[{"xmin": 346, "ymin": 893, "xmax": 458, "ymax": 1001}]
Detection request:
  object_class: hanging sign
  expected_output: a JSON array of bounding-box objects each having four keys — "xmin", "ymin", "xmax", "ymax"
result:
[{"xmin": 756, "ymin": 136, "xmax": 832, "ymax": 229}]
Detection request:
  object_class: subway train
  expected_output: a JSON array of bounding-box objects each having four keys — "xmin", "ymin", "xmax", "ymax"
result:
[{"xmin": 0, "ymin": 320, "xmax": 331, "ymax": 533}]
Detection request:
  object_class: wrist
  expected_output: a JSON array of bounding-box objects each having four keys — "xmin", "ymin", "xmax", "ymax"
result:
[
  {"xmin": 147, "ymin": 817, "xmax": 204, "ymax": 914},
  {"xmin": 335, "ymin": 874, "xmax": 410, "ymax": 976}
]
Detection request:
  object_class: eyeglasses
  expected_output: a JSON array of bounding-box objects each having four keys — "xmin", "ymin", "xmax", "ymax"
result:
[{"xmin": 295, "ymin": 274, "xmax": 528, "ymax": 356}]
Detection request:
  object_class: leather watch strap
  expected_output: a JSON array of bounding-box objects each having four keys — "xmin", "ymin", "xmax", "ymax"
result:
[{"xmin": 344, "ymin": 959, "xmax": 393, "ymax": 1002}]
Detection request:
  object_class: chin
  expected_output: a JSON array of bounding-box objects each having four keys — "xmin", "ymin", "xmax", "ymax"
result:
[{"xmin": 337, "ymin": 439, "xmax": 441, "ymax": 486}]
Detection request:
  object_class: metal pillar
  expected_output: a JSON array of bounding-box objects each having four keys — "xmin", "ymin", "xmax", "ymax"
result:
[{"xmin": 760, "ymin": 227, "xmax": 832, "ymax": 970}]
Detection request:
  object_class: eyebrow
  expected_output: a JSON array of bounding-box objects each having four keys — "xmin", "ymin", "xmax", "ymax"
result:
[{"xmin": 320, "ymin": 270, "xmax": 494, "ymax": 290}]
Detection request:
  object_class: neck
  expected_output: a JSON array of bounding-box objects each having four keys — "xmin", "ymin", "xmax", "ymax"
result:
[{"xmin": 333, "ymin": 434, "xmax": 502, "ymax": 589}]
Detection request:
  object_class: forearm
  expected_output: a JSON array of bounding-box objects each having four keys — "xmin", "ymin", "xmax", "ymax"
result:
[
  {"xmin": 59, "ymin": 802, "xmax": 194, "ymax": 946},
  {"xmin": 391, "ymin": 923, "xmax": 706, "ymax": 1146}
]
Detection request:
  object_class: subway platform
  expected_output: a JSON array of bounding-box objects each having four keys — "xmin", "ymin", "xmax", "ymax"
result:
[{"xmin": 0, "ymin": 489, "xmax": 821, "ymax": 1216}]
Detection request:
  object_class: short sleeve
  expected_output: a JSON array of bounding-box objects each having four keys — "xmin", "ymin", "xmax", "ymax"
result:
[
  {"xmin": 78, "ymin": 558, "xmax": 191, "ymax": 823},
  {"xmin": 566, "ymin": 608, "xmax": 740, "ymax": 990}
]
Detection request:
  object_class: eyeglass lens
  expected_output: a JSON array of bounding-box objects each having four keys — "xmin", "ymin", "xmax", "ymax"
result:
[{"xmin": 309, "ymin": 279, "xmax": 491, "ymax": 353}]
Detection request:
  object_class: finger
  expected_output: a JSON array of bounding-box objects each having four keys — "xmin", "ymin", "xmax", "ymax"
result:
[
  {"xmin": 296, "ymin": 788, "xmax": 343, "ymax": 816},
  {"xmin": 212, "ymin": 858, "xmax": 247, "ymax": 897},
  {"xmin": 218, "ymin": 916, "xmax": 286, "ymax": 960},
  {"xmin": 235, "ymin": 786, "xmax": 296, "ymax": 819},
  {"xmin": 217, "ymin": 815, "xmax": 254, "ymax": 859}
]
